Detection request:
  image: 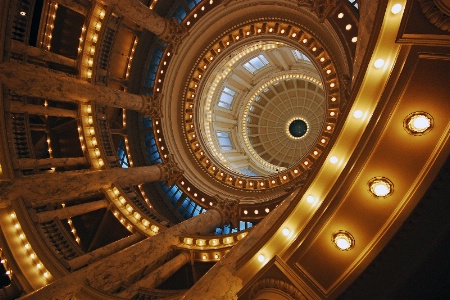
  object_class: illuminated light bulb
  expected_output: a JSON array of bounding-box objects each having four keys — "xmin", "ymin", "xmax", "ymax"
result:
[
  {"xmin": 351, "ymin": 36, "xmax": 357, "ymax": 43},
  {"xmin": 405, "ymin": 113, "xmax": 432, "ymax": 134},
  {"xmin": 257, "ymin": 254, "xmax": 265, "ymax": 262},
  {"xmin": 338, "ymin": 12, "xmax": 344, "ymax": 18},
  {"xmin": 306, "ymin": 195, "xmax": 315, "ymax": 203},
  {"xmin": 332, "ymin": 231, "xmax": 355, "ymax": 250},
  {"xmin": 391, "ymin": 4, "xmax": 403, "ymax": 14},
  {"xmin": 369, "ymin": 177, "xmax": 394, "ymax": 197},
  {"xmin": 353, "ymin": 110, "xmax": 363, "ymax": 119},
  {"xmin": 345, "ymin": 24, "xmax": 352, "ymax": 30},
  {"xmin": 329, "ymin": 156, "xmax": 338, "ymax": 164},
  {"xmin": 282, "ymin": 228, "xmax": 290, "ymax": 236},
  {"xmin": 374, "ymin": 58, "xmax": 385, "ymax": 68}
]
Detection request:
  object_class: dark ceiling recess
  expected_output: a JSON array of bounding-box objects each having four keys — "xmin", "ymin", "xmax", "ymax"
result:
[{"xmin": 50, "ymin": 6, "xmax": 84, "ymax": 59}]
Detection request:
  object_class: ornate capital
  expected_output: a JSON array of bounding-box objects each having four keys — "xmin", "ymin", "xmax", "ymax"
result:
[
  {"xmin": 158, "ymin": 154, "xmax": 184, "ymax": 186},
  {"xmin": 297, "ymin": 0, "xmax": 338, "ymax": 22},
  {"xmin": 249, "ymin": 278, "xmax": 307, "ymax": 300},
  {"xmin": 141, "ymin": 93, "xmax": 163, "ymax": 118},
  {"xmin": 212, "ymin": 195, "xmax": 239, "ymax": 228},
  {"xmin": 283, "ymin": 168, "xmax": 312, "ymax": 193},
  {"xmin": 159, "ymin": 18, "xmax": 188, "ymax": 51}
]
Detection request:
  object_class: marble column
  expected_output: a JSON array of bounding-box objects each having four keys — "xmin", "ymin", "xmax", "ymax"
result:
[
  {"xmin": 180, "ymin": 187, "xmax": 307, "ymax": 300},
  {"xmin": 18, "ymin": 157, "xmax": 87, "ymax": 169},
  {"xmin": 67, "ymin": 233, "xmax": 144, "ymax": 270},
  {"xmin": 1, "ymin": 160, "xmax": 182, "ymax": 206},
  {"xmin": 117, "ymin": 252, "xmax": 190, "ymax": 298},
  {"xmin": 35, "ymin": 199, "xmax": 107, "ymax": 223},
  {"xmin": 0, "ymin": 61, "xmax": 158, "ymax": 114},
  {"xmin": 21, "ymin": 199, "xmax": 238, "ymax": 299},
  {"xmin": 10, "ymin": 40, "xmax": 78, "ymax": 69},
  {"xmin": 103, "ymin": 0, "xmax": 186, "ymax": 44}
]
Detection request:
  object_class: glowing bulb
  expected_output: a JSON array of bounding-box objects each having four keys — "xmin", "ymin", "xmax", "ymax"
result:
[
  {"xmin": 329, "ymin": 156, "xmax": 338, "ymax": 164},
  {"xmin": 391, "ymin": 4, "xmax": 403, "ymax": 14},
  {"xmin": 353, "ymin": 110, "xmax": 363, "ymax": 119},
  {"xmin": 374, "ymin": 59, "xmax": 385, "ymax": 68},
  {"xmin": 257, "ymin": 254, "xmax": 265, "ymax": 262}
]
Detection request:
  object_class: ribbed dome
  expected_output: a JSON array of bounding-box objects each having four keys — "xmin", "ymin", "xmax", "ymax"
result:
[
  {"xmin": 243, "ymin": 77, "xmax": 325, "ymax": 171},
  {"xmin": 196, "ymin": 42, "xmax": 325, "ymax": 176}
]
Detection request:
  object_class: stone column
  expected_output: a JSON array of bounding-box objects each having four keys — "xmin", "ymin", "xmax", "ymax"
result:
[
  {"xmin": 67, "ymin": 233, "xmax": 144, "ymax": 270},
  {"xmin": 18, "ymin": 157, "xmax": 87, "ymax": 169},
  {"xmin": 1, "ymin": 159, "xmax": 182, "ymax": 207},
  {"xmin": 35, "ymin": 199, "xmax": 107, "ymax": 223},
  {"xmin": 10, "ymin": 101, "xmax": 78, "ymax": 118},
  {"xmin": 10, "ymin": 40, "xmax": 78, "ymax": 69},
  {"xmin": 117, "ymin": 252, "xmax": 190, "ymax": 298},
  {"xmin": 21, "ymin": 199, "xmax": 239, "ymax": 299},
  {"xmin": 103, "ymin": 0, "xmax": 186, "ymax": 45},
  {"xmin": 0, "ymin": 61, "xmax": 158, "ymax": 114}
]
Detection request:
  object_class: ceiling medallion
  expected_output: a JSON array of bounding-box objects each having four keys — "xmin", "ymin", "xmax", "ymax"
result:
[
  {"xmin": 403, "ymin": 111, "xmax": 433, "ymax": 136},
  {"xmin": 182, "ymin": 20, "xmax": 341, "ymax": 190}
]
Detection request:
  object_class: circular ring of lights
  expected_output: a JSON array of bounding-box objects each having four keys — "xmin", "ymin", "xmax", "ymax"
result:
[
  {"xmin": 285, "ymin": 116, "xmax": 310, "ymax": 140},
  {"xmin": 368, "ymin": 176, "xmax": 394, "ymax": 198},
  {"xmin": 403, "ymin": 111, "xmax": 433, "ymax": 136},
  {"xmin": 180, "ymin": 19, "xmax": 342, "ymax": 191},
  {"xmin": 332, "ymin": 230, "xmax": 355, "ymax": 251}
]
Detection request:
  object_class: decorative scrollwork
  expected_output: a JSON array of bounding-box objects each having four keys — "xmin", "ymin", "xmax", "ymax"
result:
[
  {"xmin": 297, "ymin": 0, "xmax": 339, "ymax": 22},
  {"xmin": 158, "ymin": 154, "xmax": 184, "ymax": 186},
  {"xmin": 249, "ymin": 278, "xmax": 307, "ymax": 300},
  {"xmin": 212, "ymin": 195, "xmax": 240, "ymax": 228},
  {"xmin": 159, "ymin": 18, "xmax": 188, "ymax": 52},
  {"xmin": 418, "ymin": 0, "xmax": 450, "ymax": 32},
  {"xmin": 141, "ymin": 93, "xmax": 163, "ymax": 118}
]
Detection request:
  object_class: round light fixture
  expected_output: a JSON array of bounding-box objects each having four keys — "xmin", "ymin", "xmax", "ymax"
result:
[
  {"xmin": 403, "ymin": 111, "xmax": 433, "ymax": 136},
  {"xmin": 368, "ymin": 177, "xmax": 394, "ymax": 198},
  {"xmin": 374, "ymin": 58, "xmax": 385, "ymax": 69},
  {"xmin": 332, "ymin": 230, "xmax": 355, "ymax": 251},
  {"xmin": 391, "ymin": 4, "xmax": 403, "ymax": 14}
]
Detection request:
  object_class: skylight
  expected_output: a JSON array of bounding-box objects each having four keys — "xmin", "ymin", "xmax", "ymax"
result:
[
  {"xmin": 292, "ymin": 49, "xmax": 310, "ymax": 62},
  {"xmin": 218, "ymin": 87, "xmax": 236, "ymax": 109},
  {"xmin": 243, "ymin": 54, "xmax": 269, "ymax": 73},
  {"xmin": 217, "ymin": 131, "xmax": 233, "ymax": 150}
]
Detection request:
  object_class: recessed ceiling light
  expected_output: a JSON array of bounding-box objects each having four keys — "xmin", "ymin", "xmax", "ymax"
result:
[
  {"xmin": 368, "ymin": 177, "xmax": 394, "ymax": 198},
  {"xmin": 332, "ymin": 231, "xmax": 355, "ymax": 251},
  {"xmin": 404, "ymin": 112, "xmax": 433, "ymax": 135}
]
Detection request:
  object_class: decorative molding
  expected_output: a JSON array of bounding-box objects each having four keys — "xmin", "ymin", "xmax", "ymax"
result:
[
  {"xmin": 418, "ymin": 0, "xmax": 450, "ymax": 32},
  {"xmin": 141, "ymin": 93, "xmax": 163, "ymax": 118},
  {"xmin": 249, "ymin": 278, "xmax": 307, "ymax": 300},
  {"xmin": 297, "ymin": 0, "xmax": 339, "ymax": 22},
  {"xmin": 158, "ymin": 154, "xmax": 184, "ymax": 186},
  {"xmin": 159, "ymin": 18, "xmax": 188, "ymax": 52},
  {"xmin": 212, "ymin": 195, "xmax": 240, "ymax": 228}
]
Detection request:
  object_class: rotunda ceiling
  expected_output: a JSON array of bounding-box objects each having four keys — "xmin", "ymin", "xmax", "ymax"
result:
[{"xmin": 196, "ymin": 41, "xmax": 326, "ymax": 177}]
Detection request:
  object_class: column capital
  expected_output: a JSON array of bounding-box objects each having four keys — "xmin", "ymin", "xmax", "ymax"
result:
[
  {"xmin": 141, "ymin": 93, "xmax": 163, "ymax": 118},
  {"xmin": 158, "ymin": 154, "xmax": 184, "ymax": 186},
  {"xmin": 159, "ymin": 18, "xmax": 188, "ymax": 51},
  {"xmin": 212, "ymin": 195, "xmax": 239, "ymax": 228}
]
